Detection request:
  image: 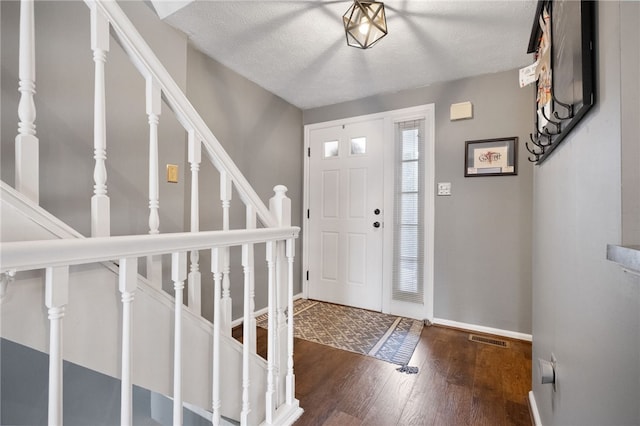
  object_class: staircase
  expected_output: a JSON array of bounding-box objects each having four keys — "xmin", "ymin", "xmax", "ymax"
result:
[{"xmin": 0, "ymin": 1, "xmax": 302, "ymax": 425}]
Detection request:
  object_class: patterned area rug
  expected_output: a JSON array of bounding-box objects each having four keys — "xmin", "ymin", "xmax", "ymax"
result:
[{"xmin": 256, "ymin": 299, "xmax": 423, "ymax": 366}]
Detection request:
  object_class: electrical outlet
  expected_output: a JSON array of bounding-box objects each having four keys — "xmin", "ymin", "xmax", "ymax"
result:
[{"xmin": 437, "ymin": 182, "xmax": 451, "ymax": 196}]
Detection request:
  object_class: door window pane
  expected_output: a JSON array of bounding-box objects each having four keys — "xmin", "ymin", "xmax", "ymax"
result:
[
  {"xmin": 401, "ymin": 161, "xmax": 418, "ymax": 192},
  {"xmin": 398, "ymin": 259, "xmax": 418, "ymax": 292},
  {"xmin": 350, "ymin": 137, "xmax": 367, "ymax": 155},
  {"xmin": 401, "ymin": 194, "xmax": 418, "ymax": 224},
  {"xmin": 324, "ymin": 140, "xmax": 339, "ymax": 158},
  {"xmin": 402, "ymin": 129, "xmax": 419, "ymax": 160},
  {"xmin": 399, "ymin": 226, "xmax": 418, "ymax": 257}
]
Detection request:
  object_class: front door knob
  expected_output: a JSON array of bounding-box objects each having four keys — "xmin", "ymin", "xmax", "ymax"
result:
[{"xmin": 373, "ymin": 221, "xmax": 381, "ymax": 228}]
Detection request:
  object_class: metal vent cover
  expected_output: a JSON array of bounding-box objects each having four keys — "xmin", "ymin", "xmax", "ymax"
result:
[{"xmin": 469, "ymin": 334, "xmax": 510, "ymax": 348}]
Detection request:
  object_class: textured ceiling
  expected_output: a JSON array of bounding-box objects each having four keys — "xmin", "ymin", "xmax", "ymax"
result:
[{"xmin": 153, "ymin": 0, "xmax": 537, "ymax": 110}]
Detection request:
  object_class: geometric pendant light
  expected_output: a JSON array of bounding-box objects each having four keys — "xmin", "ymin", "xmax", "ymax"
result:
[{"xmin": 343, "ymin": 1, "xmax": 388, "ymax": 49}]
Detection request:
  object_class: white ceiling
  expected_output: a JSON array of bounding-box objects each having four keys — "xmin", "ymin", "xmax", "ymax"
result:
[{"xmin": 152, "ymin": 0, "xmax": 538, "ymax": 110}]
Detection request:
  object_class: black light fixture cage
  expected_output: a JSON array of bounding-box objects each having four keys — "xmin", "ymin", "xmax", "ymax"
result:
[{"xmin": 343, "ymin": 0, "xmax": 388, "ymax": 49}]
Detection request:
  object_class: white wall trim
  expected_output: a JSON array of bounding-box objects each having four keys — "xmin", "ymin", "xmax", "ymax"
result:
[
  {"xmin": 528, "ymin": 391, "xmax": 542, "ymax": 426},
  {"xmin": 432, "ymin": 317, "xmax": 532, "ymax": 342}
]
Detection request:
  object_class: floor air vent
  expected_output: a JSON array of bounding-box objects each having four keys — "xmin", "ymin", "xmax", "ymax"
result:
[{"xmin": 469, "ymin": 334, "xmax": 510, "ymax": 348}]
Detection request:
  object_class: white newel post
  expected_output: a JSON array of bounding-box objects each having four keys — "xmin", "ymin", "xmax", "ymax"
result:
[
  {"xmin": 265, "ymin": 240, "xmax": 276, "ymax": 424},
  {"xmin": 172, "ymin": 252, "xmax": 187, "ymax": 426},
  {"xmin": 45, "ymin": 266, "xmax": 69, "ymax": 426},
  {"xmin": 211, "ymin": 248, "xmax": 222, "ymax": 426},
  {"xmin": 119, "ymin": 257, "xmax": 138, "ymax": 426},
  {"xmin": 220, "ymin": 171, "xmax": 233, "ymax": 335},
  {"xmin": 269, "ymin": 185, "xmax": 291, "ymax": 406},
  {"xmin": 15, "ymin": 0, "xmax": 39, "ymax": 203},
  {"xmin": 187, "ymin": 130, "xmax": 202, "ymax": 315},
  {"xmin": 146, "ymin": 77, "xmax": 162, "ymax": 287},
  {"xmin": 90, "ymin": 4, "xmax": 111, "ymax": 237}
]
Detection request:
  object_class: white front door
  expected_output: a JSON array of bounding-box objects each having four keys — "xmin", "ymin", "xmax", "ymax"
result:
[{"xmin": 307, "ymin": 119, "xmax": 384, "ymax": 311}]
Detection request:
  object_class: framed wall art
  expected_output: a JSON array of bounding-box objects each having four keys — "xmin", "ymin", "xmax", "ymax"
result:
[{"xmin": 465, "ymin": 137, "xmax": 518, "ymax": 177}]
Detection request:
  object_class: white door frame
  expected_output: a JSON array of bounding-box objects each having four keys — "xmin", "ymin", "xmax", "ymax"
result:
[{"xmin": 303, "ymin": 104, "xmax": 435, "ymax": 321}]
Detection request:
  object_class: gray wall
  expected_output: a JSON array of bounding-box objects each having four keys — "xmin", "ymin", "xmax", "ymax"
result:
[
  {"xmin": 185, "ymin": 46, "xmax": 303, "ymax": 322},
  {"xmin": 304, "ymin": 69, "xmax": 533, "ymax": 334},
  {"xmin": 532, "ymin": 2, "xmax": 640, "ymax": 425}
]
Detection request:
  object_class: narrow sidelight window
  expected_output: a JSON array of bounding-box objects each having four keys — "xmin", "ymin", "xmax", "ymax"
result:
[{"xmin": 393, "ymin": 120, "xmax": 425, "ymax": 304}]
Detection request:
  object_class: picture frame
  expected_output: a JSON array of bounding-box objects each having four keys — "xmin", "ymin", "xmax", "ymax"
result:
[{"xmin": 464, "ymin": 137, "xmax": 518, "ymax": 177}]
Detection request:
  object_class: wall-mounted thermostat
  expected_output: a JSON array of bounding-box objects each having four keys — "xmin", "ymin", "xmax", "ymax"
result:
[{"xmin": 450, "ymin": 101, "xmax": 473, "ymax": 121}]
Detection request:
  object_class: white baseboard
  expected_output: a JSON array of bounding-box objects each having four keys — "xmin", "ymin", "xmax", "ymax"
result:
[
  {"xmin": 528, "ymin": 391, "xmax": 542, "ymax": 426},
  {"xmin": 431, "ymin": 317, "xmax": 532, "ymax": 342},
  {"xmin": 231, "ymin": 292, "xmax": 304, "ymax": 328}
]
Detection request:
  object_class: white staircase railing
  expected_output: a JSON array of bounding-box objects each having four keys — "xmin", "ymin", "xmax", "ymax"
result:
[
  {"xmin": 1, "ymin": 226, "xmax": 300, "ymax": 425},
  {"xmin": 7, "ymin": 0, "xmax": 303, "ymax": 424}
]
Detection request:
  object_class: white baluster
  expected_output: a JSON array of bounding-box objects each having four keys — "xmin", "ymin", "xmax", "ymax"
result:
[
  {"xmin": 172, "ymin": 252, "xmax": 187, "ymax": 426},
  {"xmin": 119, "ymin": 257, "xmax": 138, "ymax": 426},
  {"xmin": 244, "ymin": 205, "xmax": 256, "ymax": 353},
  {"xmin": 188, "ymin": 130, "xmax": 201, "ymax": 315},
  {"xmin": 15, "ymin": 0, "xmax": 39, "ymax": 203},
  {"xmin": 90, "ymin": 5, "xmax": 111, "ymax": 237},
  {"xmin": 240, "ymin": 203, "xmax": 257, "ymax": 425},
  {"xmin": 285, "ymin": 238, "xmax": 296, "ymax": 405},
  {"xmin": 220, "ymin": 171, "xmax": 233, "ymax": 335},
  {"xmin": 264, "ymin": 240, "xmax": 276, "ymax": 424},
  {"xmin": 45, "ymin": 266, "xmax": 69, "ymax": 426},
  {"xmin": 241, "ymin": 238, "xmax": 252, "ymax": 426},
  {"xmin": 273, "ymin": 245, "xmax": 285, "ymax": 405},
  {"xmin": 211, "ymin": 248, "xmax": 222, "ymax": 426},
  {"xmin": 146, "ymin": 77, "xmax": 162, "ymax": 287}
]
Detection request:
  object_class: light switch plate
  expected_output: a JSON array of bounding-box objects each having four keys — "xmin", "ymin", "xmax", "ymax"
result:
[
  {"xmin": 166, "ymin": 164, "xmax": 179, "ymax": 183},
  {"xmin": 437, "ymin": 182, "xmax": 451, "ymax": 196}
]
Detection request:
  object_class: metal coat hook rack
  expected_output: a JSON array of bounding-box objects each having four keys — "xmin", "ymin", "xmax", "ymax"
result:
[
  {"xmin": 525, "ymin": 0, "xmax": 596, "ymax": 164},
  {"xmin": 526, "ymin": 92, "xmax": 578, "ymax": 163}
]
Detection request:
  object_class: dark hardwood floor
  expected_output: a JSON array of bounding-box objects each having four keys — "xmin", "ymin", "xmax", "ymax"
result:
[{"xmin": 235, "ymin": 324, "xmax": 532, "ymax": 426}]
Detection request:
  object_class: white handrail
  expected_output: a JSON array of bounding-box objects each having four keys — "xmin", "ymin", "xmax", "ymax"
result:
[
  {"xmin": 87, "ymin": 0, "xmax": 278, "ymax": 228},
  {"xmin": 0, "ymin": 227, "xmax": 299, "ymax": 272}
]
